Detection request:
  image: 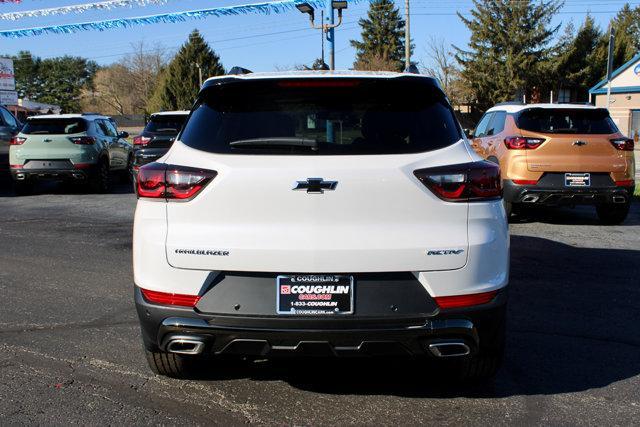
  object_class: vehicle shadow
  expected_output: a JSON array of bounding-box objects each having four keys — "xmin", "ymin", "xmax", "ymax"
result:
[
  {"xmin": 197, "ymin": 235, "xmax": 640, "ymax": 398},
  {"xmin": 510, "ymin": 202, "xmax": 640, "ymax": 226}
]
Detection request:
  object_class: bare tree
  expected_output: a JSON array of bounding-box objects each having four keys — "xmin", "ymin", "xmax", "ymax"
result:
[
  {"xmin": 81, "ymin": 41, "xmax": 167, "ymax": 115},
  {"xmin": 422, "ymin": 36, "xmax": 474, "ymax": 108}
]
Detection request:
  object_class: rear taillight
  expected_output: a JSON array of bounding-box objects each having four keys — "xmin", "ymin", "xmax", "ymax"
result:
[
  {"xmin": 9, "ymin": 164, "xmax": 23, "ymax": 169},
  {"xmin": 414, "ymin": 161, "xmax": 502, "ymax": 202},
  {"xmin": 610, "ymin": 137, "xmax": 634, "ymax": 151},
  {"xmin": 140, "ymin": 288, "xmax": 200, "ymax": 307},
  {"xmin": 133, "ymin": 135, "xmax": 151, "ymax": 146},
  {"xmin": 434, "ymin": 290, "xmax": 498, "ymax": 309},
  {"xmin": 504, "ymin": 136, "xmax": 544, "ymax": 149},
  {"xmin": 136, "ymin": 162, "xmax": 217, "ymax": 201},
  {"xmin": 10, "ymin": 137, "xmax": 26, "ymax": 145},
  {"xmin": 68, "ymin": 136, "xmax": 95, "ymax": 145},
  {"xmin": 615, "ymin": 179, "xmax": 634, "ymax": 187}
]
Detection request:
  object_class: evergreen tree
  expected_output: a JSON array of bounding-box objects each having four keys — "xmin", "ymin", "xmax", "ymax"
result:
[
  {"xmin": 589, "ymin": 5, "xmax": 640, "ymax": 83},
  {"xmin": 551, "ymin": 16, "xmax": 602, "ymax": 100},
  {"xmin": 4, "ymin": 51, "xmax": 97, "ymax": 112},
  {"xmin": 151, "ymin": 30, "xmax": 224, "ymax": 111},
  {"xmin": 454, "ymin": 0, "xmax": 562, "ymax": 110},
  {"xmin": 350, "ymin": 0, "xmax": 408, "ymax": 72}
]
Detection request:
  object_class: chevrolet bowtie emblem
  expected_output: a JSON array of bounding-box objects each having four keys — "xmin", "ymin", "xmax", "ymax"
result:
[{"xmin": 293, "ymin": 178, "xmax": 338, "ymax": 194}]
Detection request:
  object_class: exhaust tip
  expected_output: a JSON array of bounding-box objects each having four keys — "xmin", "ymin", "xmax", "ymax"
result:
[
  {"xmin": 522, "ymin": 194, "xmax": 539, "ymax": 203},
  {"xmin": 166, "ymin": 338, "xmax": 205, "ymax": 355},
  {"xmin": 428, "ymin": 341, "xmax": 471, "ymax": 358},
  {"xmin": 613, "ymin": 195, "xmax": 627, "ymax": 204}
]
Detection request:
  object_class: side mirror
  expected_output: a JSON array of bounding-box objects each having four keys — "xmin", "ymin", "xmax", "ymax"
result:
[
  {"xmin": 463, "ymin": 128, "xmax": 473, "ymax": 139},
  {"xmin": 118, "ymin": 131, "xmax": 129, "ymax": 139}
]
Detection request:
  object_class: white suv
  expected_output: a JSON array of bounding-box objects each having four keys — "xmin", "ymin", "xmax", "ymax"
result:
[{"xmin": 133, "ymin": 71, "xmax": 509, "ymax": 380}]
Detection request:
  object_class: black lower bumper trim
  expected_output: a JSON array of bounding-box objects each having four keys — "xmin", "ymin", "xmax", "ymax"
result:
[
  {"xmin": 503, "ymin": 179, "xmax": 633, "ymax": 206},
  {"xmin": 135, "ymin": 286, "xmax": 507, "ymax": 358}
]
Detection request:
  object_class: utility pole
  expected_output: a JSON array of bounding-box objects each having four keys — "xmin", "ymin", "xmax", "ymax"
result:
[
  {"xmin": 405, "ymin": 0, "xmax": 410, "ymax": 69},
  {"xmin": 320, "ymin": 10, "xmax": 325, "ymax": 65},
  {"xmin": 193, "ymin": 63, "xmax": 203, "ymax": 87},
  {"xmin": 606, "ymin": 26, "xmax": 615, "ymax": 108},
  {"xmin": 326, "ymin": 0, "xmax": 335, "ymax": 70}
]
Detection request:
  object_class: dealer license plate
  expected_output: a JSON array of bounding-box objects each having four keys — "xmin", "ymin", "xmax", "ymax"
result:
[
  {"xmin": 565, "ymin": 173, "xmax": 590, "ymax": 187},
  {"xmin": 276, "ymin": 275, "xmax": 354, "ymax": 315}
]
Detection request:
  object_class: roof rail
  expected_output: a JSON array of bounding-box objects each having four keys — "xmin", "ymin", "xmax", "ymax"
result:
[
  {"xmin": 494, "ymin": 101, "xmax": 524, "ymax": 106},
  {"xmin": 227, "ymin": 66, "xmax": 253, "ymax": 75},
  {"xmin": 404, "ymin": 64, "xmax": 420, "ymax": 74},
  {"xmin": 81, "ymin": 112, "xmax": 102, "ymax": 116}
]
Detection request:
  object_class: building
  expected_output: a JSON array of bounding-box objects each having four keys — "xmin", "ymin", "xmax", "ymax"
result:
[
  {"xmin": 3, "ymin": 98, "xmax": 61, "ymax": 122},
  {"xmin": 589, "ymin": 52, "xmax": 640, "ymax": 140}
]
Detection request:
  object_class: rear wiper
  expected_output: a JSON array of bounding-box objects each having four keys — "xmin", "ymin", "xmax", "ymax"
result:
[{"xmin": 229, "ymin": 137, "xmax": 318, "ymax": 149}]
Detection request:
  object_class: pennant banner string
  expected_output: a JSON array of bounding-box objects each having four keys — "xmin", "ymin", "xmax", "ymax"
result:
[
  {"xmin": 1, "ymin": 0, "xmax": 171, "ymax": 21},
  {"xmin": 0, "ymin": 0, "xmax": 358, "ymax": 38}
]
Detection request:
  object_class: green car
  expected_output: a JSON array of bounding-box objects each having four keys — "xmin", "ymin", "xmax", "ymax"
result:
[{"xmin": 9, "ymin": 114, "xmax": 132, "ymax": 194}]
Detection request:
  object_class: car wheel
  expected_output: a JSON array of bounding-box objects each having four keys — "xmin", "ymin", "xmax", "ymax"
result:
[
  {"xmin": 13, "ymin": 180, "xmax": 33, "ymax": 196},
  {"xmin": 90, "ymin": 159, "xmax": 110, "ymax": 193},
  {"xmin": 144, "ymin": 349, "xmax": 204, "ymax": 379},
  {"xmin": 596, "ymin": 201, "xmax": 630, "ymax": 225},
  {"xmin": 123, "ymin": 155, "xmax": 134, "ymax": 184}
]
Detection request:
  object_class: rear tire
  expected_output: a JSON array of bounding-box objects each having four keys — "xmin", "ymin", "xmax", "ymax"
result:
[
  {"xmin": 448, "ymin": 308, "xmax": 506, "ymax": 382},
  {"xmin": 596, "ymin": 202, "xmax": 630, "ymax": 225},
  {"xmin": 90, "ymin": 159, "xmax": 110, "ymax": 193},
  {"xmin": 144, "ymin": 349, "xmax": 204, "ymax": 379},
  {"xmin": 13, "ymin": 180, "xmax": 33, "ymax": 196}
]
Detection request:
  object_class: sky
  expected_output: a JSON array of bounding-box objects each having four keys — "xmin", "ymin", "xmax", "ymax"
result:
[{"xmin": 0, "ymin": 0, "xmax": 637, "ymax": 72}]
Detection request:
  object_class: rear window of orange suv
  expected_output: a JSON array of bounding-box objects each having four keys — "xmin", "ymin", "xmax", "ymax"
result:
[{"xmin": 515, "ymin": 108, "xmax": 618, "ymax": 134}]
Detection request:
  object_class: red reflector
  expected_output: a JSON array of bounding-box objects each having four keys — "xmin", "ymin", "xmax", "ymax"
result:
[
  {"xmin": 10, "ymin": 164, "xmax": 23, "ymax": 169},
  {"xmin": 278, "ymin": 80, "xmax": 359, "ymax": 88},
  {"xmin": 10, "ymin": 137, "xmax": 26, "ymax": 145},
  {"xmin": 74, "ymin": 163, "xmax": 92, "ymax": 169},
  {"xmin": 414, "ymin": 161, "xmax": 501, "ymax": 202},
  {"xmin": 513, "ymin": 179, "xmax": 538, "ymax": 185},
  {"xmin": 615, "ymin": 179, "xmax": 634, "ymax": 187},
  {"xmin": 141, "ymin": 288, "xmax": 200, "ymax": 307},
  {"xmin": 434, "ymin": 290, "xmax": 498, "ymax": 309}
]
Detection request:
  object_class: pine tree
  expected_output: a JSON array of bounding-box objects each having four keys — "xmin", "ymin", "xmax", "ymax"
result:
[
  {"xmin": 350, "ymin": 0, "xmax": 408, "ymax": 72},
  {"xmin": 589, "ymin": 5, "xmax": 640, "ymax": 83},
  {"xmin": 551, "ymin": 16, "xmax": 602, "ymax": 100},
  {"xmin": 454, "ymin": 0, "xmax": 562, "ymax": 110},
  {"xmin": 150, "ymin": 30, "xmax": 224, "ymax": 111}
]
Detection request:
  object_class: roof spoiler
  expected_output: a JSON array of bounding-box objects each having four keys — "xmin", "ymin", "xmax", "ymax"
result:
[
  {"xmin": 404, "ymin": 64, "xmax": 420, "ymax": 74},
  {"xmin": 227, "ymin": 66, "xmax": 253, "ymax": 76}
]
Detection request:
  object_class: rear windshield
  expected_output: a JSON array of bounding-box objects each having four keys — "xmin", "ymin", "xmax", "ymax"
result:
[
  {"xmin": 179, "ymin": 78, "xmax": 461, "ymax": 155},
  {"xmin": 22, "ymin": 118, "xmax": 87, "ymax": 135},
  {"xmin": 145, "ymin": 114, "xmax": 188, "ymax": 134},
  {"xmin": 515, "ymin": 108, "xmax": 618, "ymax": 134}
]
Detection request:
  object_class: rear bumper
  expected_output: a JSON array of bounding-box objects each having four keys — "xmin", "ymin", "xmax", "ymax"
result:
[
  {"xmin": 134, "ymin": 285, "xmax": 507, "ymax": 358},
  {"xmin": 10, "ymin": 165, "xmax": 97, "ymax": 181},
  {"xmin": 503, "ymin": 179, "xmax": 633, "ymax": 206}
]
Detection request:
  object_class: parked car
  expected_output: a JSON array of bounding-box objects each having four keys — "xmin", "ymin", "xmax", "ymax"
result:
[
  {"xmin": 9, "ymin": 113, "xmax": 132, "ymax": 194},
  {"xmin": 470, "ymin": 103, "xmax": 635, "ymax": 224},
  {"xmin": 0, "ymin": 105, "xmax": 23, "ymax": 144},
  {"xmin": 131, "ymin": 111, "xmax": 189, "ymax": 185},
  {"xmin": 133, "ymin": 71, "xmax": 509, "ymax": 381}
]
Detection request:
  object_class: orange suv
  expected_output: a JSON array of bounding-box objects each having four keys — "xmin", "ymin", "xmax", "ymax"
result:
[{"xmin": 470, "ymin": 103, "xmax": 635, "ymax": 224}]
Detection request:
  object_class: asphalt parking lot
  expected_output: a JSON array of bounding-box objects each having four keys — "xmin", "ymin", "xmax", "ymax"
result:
[{"xmin": 1, "ymin": 147, "xmax": 639, "ymax": 425}]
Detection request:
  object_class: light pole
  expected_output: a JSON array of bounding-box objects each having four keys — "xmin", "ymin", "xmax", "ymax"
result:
[
  {"xmin": 404, "ymin": 0, "xmax": 410, "ymax": 70},
  {"xmin": 296, "ymin": 1, "xmax": 347, "ymax": 70}
]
